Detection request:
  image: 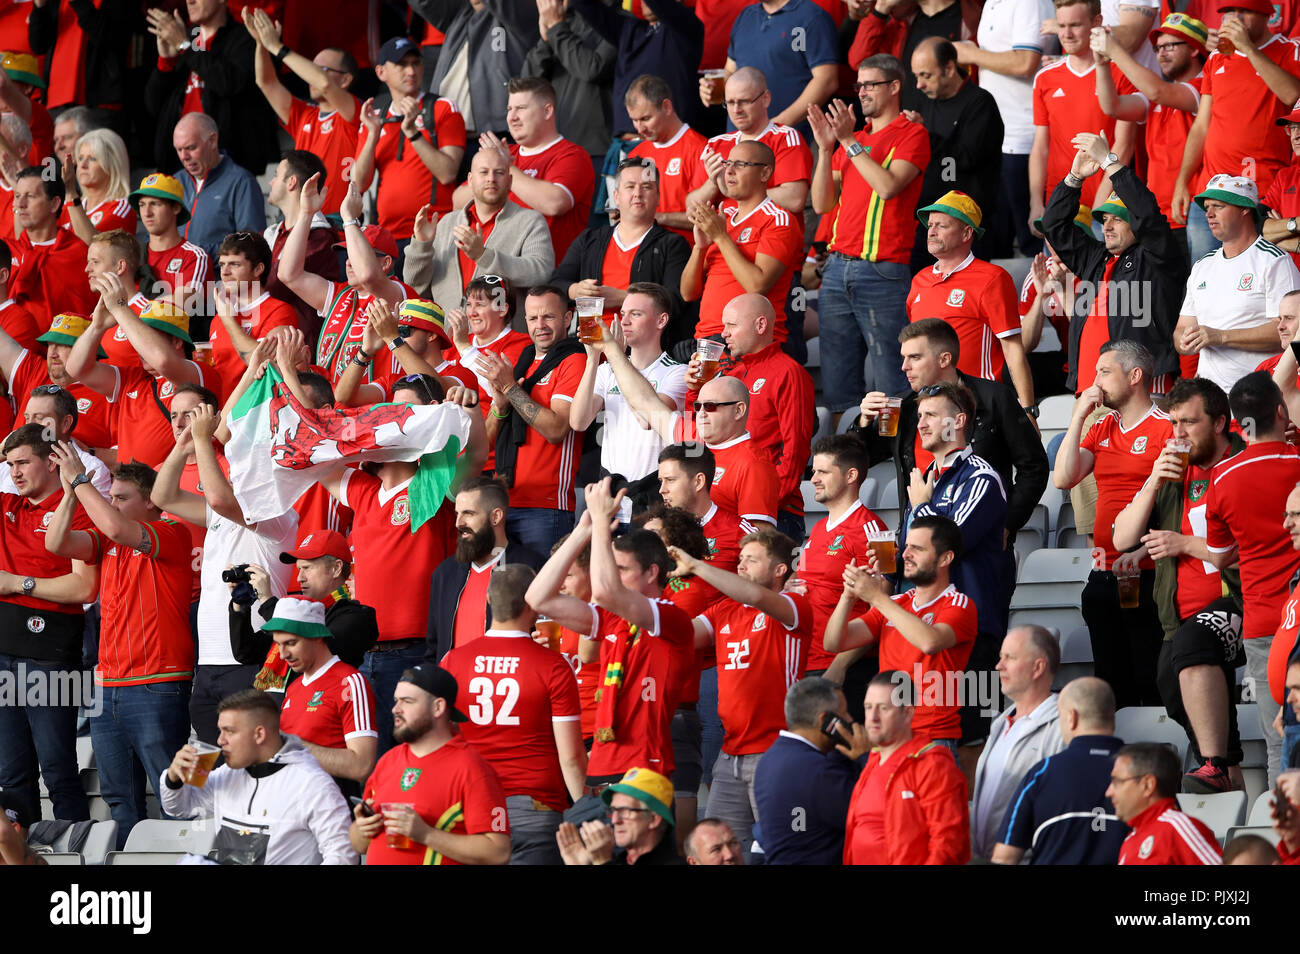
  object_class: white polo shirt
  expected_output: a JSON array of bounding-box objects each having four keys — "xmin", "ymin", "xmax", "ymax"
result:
[
  {"xmin": 977, "ymin": 0, "xmax": 1056, "ymax": 154},
  {"xmin": 593, "ymin": 352, "xmax": 688, "ymax": 481}
]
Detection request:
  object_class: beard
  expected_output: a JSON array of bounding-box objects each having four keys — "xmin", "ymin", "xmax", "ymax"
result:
[
  {"xmin": 393, "ymin": 708, "xmax": 434, "ymax": 744},
  {"xmin": 906, "ymin": 562, "xmax": 937, "ymax": 586},
  {"xmin": 456, "ymin": 523, "xmax": 496, "ymax": 564}
]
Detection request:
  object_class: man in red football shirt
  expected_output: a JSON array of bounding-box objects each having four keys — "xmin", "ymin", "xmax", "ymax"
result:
[
  {"xmin": 8, "ymin": 167, "xmax": 95, "ymax": 327},
  {"xmin": 626, "ymin": 74, "xmax": 710, "ymax": 241},
  {"xmin": 441, "ymin": 564, "xmax": 586, "ymax": 865},
  {"xmin": 270, "ymin": 597, "xmax": 378, "ymax": 798},
  {"xmin": 130, "ymin": 173, "xmax": 210, "ymax": 306},
  {"xmin": 657, "ymin": 442, "xmax": 754, "ymax": 572},
  {"xmin": 1262, "ymin": 105, "xmax": 1300, "ymax": 267},
  {"xmin": 682, "ymin": 140, "xmax": 803, "ymax": 343},
  {"xmin": 808, "ymin": 54, "xmax": 929, "ymax": 412},
  {"xmin": 1054, "ymin": 339, "xmax": 1172, "ymax": 707},
  {"xmin": 0, "ymin": 243, "xmax": 39, "ymax": 352},
  {"xmin": 45, "ymin": 448, "xmax": 193, "ymax": 849},
  {"xmin": 526, "ymin": 478, "xmax": 696, "ymax": 786},
  {"xmin": 350, "ymin": 663, "xmax": 511, "ymax": 865},
  {"xmin": 459, "ymin": 76, "xmax": 594, "ymax": 263},
  {"xmin": 824, "ymin": 514, "xmax": 980, "ymax": 749},
  {"xmin": 1109, "ymin": 742, "xmax": 1223, "ymax": 864},
  {"xmin": 908, "ymin": 191, "xmax": 1035, "ymax": 409},
  {"xmin": 479, "ymin": 286, "xmax": 585, "ymax": 554},
  {"xmin": 84, "ymin": 231, "xmax": 151, "ymax": 369},
  {"xmin": 671, "ymin": 526, "xmax": 811, "ymax": 862},
  {"xmin": 1204, "ymin": 370, "xmax": 1300, "ymax": 783}
]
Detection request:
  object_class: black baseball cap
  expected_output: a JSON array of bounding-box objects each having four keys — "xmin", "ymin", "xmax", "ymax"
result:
[
  {"xmin": 400, "ymin": 664, "xmax": 467, "ymax": 722},
  {"xmin": 0, "ymin": 788, "xmax": 31, "ymax": 829},
  {"xmin": 376, "ymin": 36, "xmax": 419, "ymax": 66}
]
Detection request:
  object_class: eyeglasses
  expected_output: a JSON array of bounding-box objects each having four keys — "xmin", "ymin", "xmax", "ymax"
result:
[
  {"xmin": 692, "ymin": 400, "xmax": 741, "ymax": 413},
  {"xmin": 721, "ymin": 159, "xmax": 770, "ymax": 170},
  {"xmin": 1155, "ymin": 41, "xmax": 1187, "ymax": 51},
  {"xmin": 318, "ymin": 64, "xmax": 349, "ymax": 75},
  {"xmin": 724, "ymin": 93, "xmax": 764, "ymax": 109},
  {"xmin": 855, "ymin": 80, "xmax": 893, "ymax": 91},
  {"xmin": 608, "ymin": 806, "xmax": 652, "ymax": 818},
  {"xmin": 31, "ymin": 385, "xmax": 65, "ymax": 396},
  {"xmin": 1108, "ymin": 774, "xmax": 1146, "ymax": 785}
]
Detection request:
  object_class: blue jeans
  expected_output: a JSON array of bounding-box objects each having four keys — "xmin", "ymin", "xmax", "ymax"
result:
[
  {"xmin": 698, "ymin": 666, "xmax": 724, "ymax": 786},
  {"xmin": 1185, "ymin": 200, "xmax": 1220, "ymax": 262},
  {"xmin": 507, "ymin": 507, "xmax": 576, "ymax": 558},
  {"xmin": 0, "ymin": 653, "xmax": 89, "ymax": 822},
  {"xmin": 817, "ymin": 255, "xmax": 911, "ymax": 410},
  {"xmin": 92, "ymin": 681, "xmax": 192, "ymax": 849},
  {"xmin": 362, "ymin": 643, "xmax": 428, "ymax": 755}
]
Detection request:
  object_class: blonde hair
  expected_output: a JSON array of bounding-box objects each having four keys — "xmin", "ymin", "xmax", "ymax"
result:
[{"xmin": 76, "ymin": 128, "xmax": 130, "ymax": 201}]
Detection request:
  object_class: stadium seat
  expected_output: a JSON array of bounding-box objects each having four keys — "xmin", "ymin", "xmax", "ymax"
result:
[
  {"xmin": 80, "ymin": 768, "xmax": 99, "ymax": 796},
  {"xmin": 877, "ymin": 479, "xmax": 898, "ymax": 509},
  {"xmin": 1240, "ymin": 739, "xmax": 1267, "ymax": 769},
  {"xmin": 1019, "ymin": 547, "xmax": 1095, "ymax": 584},
  {"xmin": 1056, "ymin": 526, "xmax": 1089, "ymax": 549},
  {"xmin": 1177, "ymin": 791, "xmax": 1247, "ymax": 845},
  {"xmin": 89, "ymin": 796, "xmax": 111, "ymax": 821},
  {"xmin": 991, "ymin": 257, "xmax": 1033, "ymax": 292},
  {"xmin": 1009, "ymin": 606, "xmax": 1084, "ymax": 636},
  {"xmin": 806, "ymin": 336, "xmax": 819, "ymax": 369},
  {"xmin": 1242, "ymin": 768, "xmax": 1268, "ymax": 812},
  {"xmin": 122, "ymin": 818, "xmax": 217, "ymax": 855},
  {"xmin": 1114, "ymin": 706, "xmax": 1190, "ymax": 761},
  {"xmin": 801, "ymin": 481, "xmax": 828, "ymax": 516},
  {"xmin": 874, "ymin": 508, "xmax": 900, "ymax": 531},
  {"xmin": 1038, "ymin": 483, "xmax": 1066, "ymax": 535},
  {"xmin": 1025, "ymin": 503, "xmax": 1049, "ymax": 543},
  {"xmin": 41, "ymin": 852, "xmax": 85, "ymax": 865},
  {"xmin": 858, "ymin": 478, "xmax": 878, "ymax": 510},
  {"xmin": 835, "ymin": 409, "xmax": 858, "ymax": 435},
  {"xmin": 81, "ymin": 820, "xmax": 118, "ymax": 866},
  {"xmin": 1053, "ymin": 627, "xmax": 1095, "ymax": 690},
  {"xmin": 1237, "ymin": 704, "xmax": 1263, "ymax": 740},
  {"xmin": 1010, "ymin": 580, "xmax": 1086, "ymax": 609},
  {"xmin": 1223, "ymin": 825, "xmax": 1281, "ymax": 848},
  {"xmin": 1044, "ymin": 430, "xmax": 1065, "ymax": 467},
  {"xmin": 76, "ymin": 735, "xmax": 95, "ymax": 772},
  {"xmin": 104, "ymin": 850, "xmax": 190, "ymax": 866},
  {"xmin": 812, "ymin": 406, "xmax": 831, "ymax": 447},
  {"xmin": 866, "ymin": 461, "xmax": 894, "ymax": 488},
  {"xmin": 1247, "ymin": 789, "xmax": 1275, "ymax": 827},
  {"xmin": 1039, "ymin": 394, "xmax": 1075, "ymax": 431},
  {"xmin": 1012, "ymin": 533, "xmax": 1041, "ymax": 572}
]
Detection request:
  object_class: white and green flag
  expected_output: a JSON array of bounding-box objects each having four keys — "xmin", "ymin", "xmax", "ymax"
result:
[{"xmin": 225, "ymin": 366, "xmax": 469, "ymax": 530}]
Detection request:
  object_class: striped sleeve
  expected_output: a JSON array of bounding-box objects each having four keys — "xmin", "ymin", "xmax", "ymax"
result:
[
  {"xmin": 342, "ymin": 671, "xmax": 378, "ymax": 739},
  {"xmin": 1161, "ymin": 811, "xmax": 1223, "ymax": 865}
]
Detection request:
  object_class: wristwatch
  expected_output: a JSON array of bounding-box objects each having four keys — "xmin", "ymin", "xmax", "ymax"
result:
[
  {"xmin": 69, "ymin": 473, "xmax": 91, "ymax": 490},
  {"xmin": 1023, "ymin": 404, "xmax": 1040, "ymax": 420},
  {"xmin": 1288, "ymin": 217, "xmax": 1298, "ymax": 234},
  {"xmin": 343, "ymin": 218, "xmax": 363, "ymax": 230},
  {"xmin": 21, "ymin": 577, "xmax": 35, "ymax": 596},
  {"xmin": 387, "ymin": 337, "xmax": 404, "ymax": 352},
  {"xmin": 844, "ymin": 141, "xmax": 865, "ymax": 160},
  {"xmin": 177, "ymin": 40, "xmax": 192, "ymax": 53},
  {"xmin": 1104, "ymin": 152, "xmax": 1120, "ymax": 168}
]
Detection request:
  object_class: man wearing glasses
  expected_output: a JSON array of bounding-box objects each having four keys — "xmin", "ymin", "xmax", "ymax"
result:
[
  {"xmin": 1108, "ymin": 741, "xmax": 1222, "ymax": 864},
  {"xmin": 808, "ymin": 54, "xmax": 930, "ymax": 417}
]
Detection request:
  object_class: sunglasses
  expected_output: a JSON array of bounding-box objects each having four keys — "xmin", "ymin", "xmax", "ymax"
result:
[
  {"xmin": 917, "ymin": 385, "xmax": 945, "ymax": 396},
  {"xmin": 692, "ymin": 400, "xmax": 741, "ymax": 413},
  {"xmin": 395, "ymin": 373, "xmax": 435, "ymax": 403},
  {"xmin": 32, "ymin": 384, "xmax": 65, "ymax": 396},
  {"xmin": 397, "ymin": 325, "xmax": 414, "ymax": 339}
]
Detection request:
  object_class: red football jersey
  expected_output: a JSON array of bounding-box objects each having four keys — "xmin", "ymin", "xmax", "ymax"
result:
[
  {"xmin": 284, "ymin": 96, "xmax": 361, "ymax": 217},
  {"xmin": 1205, "ymin": 441, "xmax": 1300, "ymax": 639},
  {"xmin": 708, "ymin": 432, "xmax": 781, "ymax": 526},
  {"xmin": 207, "ymin": 293, "xmax": 300, "ymax": 400},
  {"xmin": 8, "ymin": 350, "xmax": 117, "ymax": 451},
  {"xmin": 1033, "ymin": 60, "xmax": 1134, "ymax": 204},
  {"xmin": 315, "ymin": 279, "xmax": 417, "ymax": 385},
  {"xmin": 698, "ymin": 591, "xmax": 811, "ymax": 754},
  {"xmin": 907, "ymin": 255, "xmax": 1020, "ymax": 381},
  {"xmin": 280, "ymin": 656, "xmax": 377, "ymax": 749},
  {"xmin": 292, "ymin": 482, "xmax": 354, "ymax": 539},
  {"xmin": 828, "ymin": 114, "xmax": 931, "ymax": 262},
  {"xmin": 701, "ymin": 503, "xmax": 753, "ymax": 573},
  {"xmin": 628, "ymin": 123, "xmax": 709, "ymax": 242},
  {"xmin": 509, "ymin": 136, "xmax": 595, "ymax": 263},
  {"xmin": 1264, "ymin": 159, "xmax": 1300, "ymax": 270},
  {"xmin": 0, "ymin": 297, "xmax": 40, "ymax": 352},
  {"xmin": 1141, "ymin": 74, "xmax": 1202, "ymax": 229},
  {"xmin": 1081, "ymin": 405, "xmax": 1172, "ymax": 567},
  {"xmin": 442, "ymin": 630, "xmax": 582, "ymax": 811},
  {"xmin": 1117, "ymin": 798, "xmax": 1222, "ymax": 865},
  {"xmin": 7, "ymin": 230, "xmax": 95, "ymax": 326},
  {"xmin": 111, "ymin": 364, "xmax": 209, "ymax": 468},
  {"xmin": 697, "ymin": 197, "xmax": 802, "ymax": 340},
  {"xmin": 583, "ymin": 599, "xmax": 695, "ymax": 780},
  {"xmin": 503, "ymin": 351, "xmax": 585, "ymax": 510},
  {"xmin": 0, "ymin": 489, "xmax": 94, "ymax": 616},
  {"xmin": 1174, "ymin": 460, "xmax": 1228, "ymax": 621},
  {"xmin": 339, "ymin": 469, "xmax": 449, "ymax": 641},
  {"xmin": 361, "ymin": 735, "xmax": 508, "ymax": 865},
  {"xmin": 363, "ymin": 95, "xmax": 466, "ymax": 237},
  {"xmin": 558, "ymin": 625, "xmax": 601, "ymax": 741},
  {"xmin": 59, "ymin": 196, "xmax": 137, "ymax": 235},
  {"xmin": 86, "ymin": 518, "xmax": 194, "ymax": 685},
  {"xmin": 662, "ymin": 574, "xmax": 721, "ymax": 704},
  {"xmin": 146, "ymin": 240, "xmax": 211, "ymax": 300},
  {"xmin": 800, "ymin": 500, "xmax": 889, "ymax": 671},
  {"xmin": 1270, "ymin": 588, "xmax": 1300, "ymax": 704},
  {"xmin": 855, "ymin": 584, "xmax": 978, "ymax": 740},
  {"xmin": 100, "ymin": 293, "xmax": 151, "ymax": 368}
]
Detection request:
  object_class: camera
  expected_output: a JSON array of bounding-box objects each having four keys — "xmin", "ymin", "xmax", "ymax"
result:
[{"xmin": 222, "ymin": 564, "xmax": 251, "ymax": 585}]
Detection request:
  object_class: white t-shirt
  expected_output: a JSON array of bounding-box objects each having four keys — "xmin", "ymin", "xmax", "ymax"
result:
[
  {"xmin": 593, "ymin": 352, "xmax": 688, "ymax": 481},
  {"xmin": 1102, "ymin": 0, "xmax": 1161, "ymax": 74},
  {"xmin": 0, "ymin": 445, "xmax": 110, "ymax": 496},
  {"xmin": 196, "ymin": 505, "xmax": 298, "ymax": 666},
  {"xmin": 1179, "ymin": 237, "xmax": 1300, "ymax": 393},
  {"xmin": 978, "ymin": 0, "xmax": 1056, "ymax": 154}
]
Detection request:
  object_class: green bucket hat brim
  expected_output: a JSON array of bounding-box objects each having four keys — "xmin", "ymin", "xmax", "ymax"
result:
[
  {"xmin": 140, "ymin": 317, "xmax": 194, "ymax": 345},
  {"xmin": 917, "ymin": 201, "xmax": 986, "ymax": 238},
  {"xmin": 1193, "ymin": 188, "xmax": 1265, "ymax": 226},
  {"xmin": 261, "ymin": 616, "xmax": 333, "ymax": 640},
  {"xmin": 36, "ymin": 331, "xmax": 107, "ymax": 359},
  {"xmin": 4, "ymin": 67, "xmax": 44, "ymax": 89},
  {"xmin": 1092, "ymin": 203, "xmax": 1131, "ymax": 225},
  {"xmin": 129, "ymin": 188, "xmax": 190, "ymax": 226},
  {"xmin": 601, "ymin": 781, "xmax": 676, "ymax": 827}
]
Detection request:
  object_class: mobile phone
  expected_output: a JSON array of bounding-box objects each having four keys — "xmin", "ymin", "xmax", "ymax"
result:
[
  {"xmin": 820, "ymin": 712, "xmax": 847, "ymax": 742},
  {"xmin": 349, "ymin": 796, "xmax": 375, "ymax": 817}
]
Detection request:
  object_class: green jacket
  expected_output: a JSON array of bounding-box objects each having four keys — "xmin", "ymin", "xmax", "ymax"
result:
[{"xmin": 1146, "ymin": 433, "xmax": 1245, "ymax": 640}]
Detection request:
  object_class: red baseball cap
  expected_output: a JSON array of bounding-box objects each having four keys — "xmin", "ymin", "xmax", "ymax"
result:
[
  {"xmin": 280, "ymin": 530, "xmax": 351, "ymax": 564},
  {"xmin": 1217, "ymin": 0, "xmax": 1273, "ymax": 16},
  {"xmin": 1278, "ymin": 103, "xmax": 1300, "ymax": 126},
  {"xmin": 335, "ymin": 225, "xmax": 400, "ymax": 264}
]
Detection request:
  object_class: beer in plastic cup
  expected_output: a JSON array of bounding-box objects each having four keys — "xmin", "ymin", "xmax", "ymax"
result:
[
  {"xmin": 1164, "ymin": 438, "xmax": 1192, "ymax": 484},
  {"xmin": 383, "ymin": 803, "xmax": 416, "ymax": 850},
  {"xmin": 186, "ymin": 741, "xmax": 221, "ymax": 788},
  {"xmin": 695, "ymin": 339, "xmax": 725, "ymax": 383},
  {"xmin": 702, "ymin": 69, "xmax": 727, "ymax": 105},
  {"xmin": 867, "ymin": 531, "xmax": 897, "ymax": 574},
  {"xmin": 576, "ymin": 297, "xmax": 605, "ymax": 343},
  {"xmin": 878, "ymin": 397, "xmax": 903, "ymax": 438},
  {"xmin": 1116, "ymin": 566, "xmax": 1141, "ymax": 609},
  {"xmin": 193, "ymin": 343, "xmax": 213, "ymax": 366},
  {"xmin": 537, "ymin": 617, "xmax": 563, "ymax": 652}
]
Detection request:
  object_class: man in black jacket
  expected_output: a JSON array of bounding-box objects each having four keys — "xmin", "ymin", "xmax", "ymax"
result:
[
  {"xmin": 425, "ymin": 477, "xmax": 546, "ymax": 663},
  {"xmin": 228, "ymin": 529, "xmax": 378, "ymax": 682},
  {"xmin": 552, "ymin": 157, "xmax": 692, "ymax": 349},
  {"xmin": 1042, "ymin": 131, "xmax": 1186, "ymax": 396},
  {"xmin": 853, "ymin": 317, "xmax": 1049, "ymax": 546}
]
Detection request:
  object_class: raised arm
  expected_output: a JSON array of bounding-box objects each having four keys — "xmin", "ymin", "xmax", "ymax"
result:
[
  {"xmin": 807, "ymin": 103, "xmax": 842, "ymax": 215},
  {"xmin": 52, "ymin": 441, "xmax": 152, "ymax": 552},
  {"xmin": 276, "ymin": 173, "xmax": 332, "ymax": 313},
  {"xmin": 151, "ymin": 435, "xmax": 207, "ymax": 525},
  {"xmin": 668, "ymin": 546, "xmax": 797, "ymax": 627},
  {"xmin": 189, "ymin": 404, "xmax": 248, "ymax": 525},
  {"xmin": 63, "ymin": 305, "xmax": 120, "ymax": 397},
  {"xmin": 339, "ymin": 183, "xmax": 405, "ymax": 304},
  {"xmin": 597, "ymin": 334, "xmax": 683, "ymax": 444},
  {"xmin": 586, "ymin": 479, "xmax": 656, "ymax": 630},
  {"xmin": 1053, "ymin": 388, "xmax": 1101, "ymax": 490},
  {"xmin": 525, "ymin": 514, "xmax": 600, "ymax": 632},
  {"xmin": 95, "ymin": 274, "xmax": 199, "ymax": 385}
]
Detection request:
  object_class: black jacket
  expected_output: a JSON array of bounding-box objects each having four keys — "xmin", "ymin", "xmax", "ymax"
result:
[
  {"xmin": 143, "ymin": 18, "xmax": 279, "ymax": 175},
  {"xmin": 229, "ymin": 596, "xmax": 378, "ymax": 671},
  {"xmin": 851, "ymin": 370, "xmax": 1049, "ymax": 536},
  {"xmin": 1042, "ymin": 164, "xmax": 1187, "ymax": 392},
  {"xmin": 551, "ymin": 223, "xmax": 693, "ymax": 345},
  {"xmin": 912, "ymin": 80, "xmax": 1003, "ymax": 216},
  {"xmin": 425, "ymin": 542, "xmax": 547, "ymax": 663},
  {"xmin": 28, "ymin": 0, "xmax": 135, "ymax": 109}
]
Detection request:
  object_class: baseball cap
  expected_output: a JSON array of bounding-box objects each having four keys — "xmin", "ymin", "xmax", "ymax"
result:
[
  {"xmin": 1217, "ymin": 0, "xmax": 1273, "ymax": 15},
  {"xmin": 1092, "ymin": 192, "xmax": 1131, "ymax": 225},
  {"xmin": 0, "ymin": 788, "xmax": 31, "ymax": 829},
  {"xmin": 37, "ymin": 313, "xmax": 107, "ymax": 358},
  {"xmin": 129, "ymin": 173, "xmax": 190, "ymax": 225},
  {"xmin": 280, "ymin": 529, "xmax": 351, "ymax": 564},
  {"xmin": 1194, "ymin": 173, "xmax": 1264, "ymax": 224},
  {"xmin": 600, "ymin": 767, "xmax": 676, "ymax": 827},
  {"xmin": 138, "ymin": 299, "xmax": 193, "ymax": 344},
  {"xmin": 261, "ymin": 597, "xmax": 333, "ymax": 640},
  {"xmin": 397, "ymin": 298, "xmax": 451, "ymax": 346},
  {"xmin": 400, "ymin": 664, "xmax": 468, "ymax": 722},
  {"xmin": 1277, "ymin": 103, "xmax": 1300, "ymax": 126},
  {"xmin": 1149, "ymin": 13, "xmax": 1209, "ymax": 55},
  {"xmin": 375, "ymin": 36, "xmax": 419, "ymax": 66},
  {"xmin": 334, "ymin": 224, "xmax": 399, "ymax": 263},
  {"xmin": 916, "ymin": 190, "xmax": 985, "ymax": 237},
  {"xmin": 1, "ymin": 52, "xmax": 43, "ymax": 88},
  {"xmin": 1034, "ymin": 204, "xmax": 1096, "ymax": 237}
]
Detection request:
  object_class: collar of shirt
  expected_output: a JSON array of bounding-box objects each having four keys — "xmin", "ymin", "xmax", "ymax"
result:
[
  {"xmin": 736, "ymin": 341, "xmax": 783, "ymax": 369},
  {"xmin": 929, "ymin": 444, "xmax": 973, "ymax": 476},
  {"xmin": 1125, "ymin": 796, "xmax": 1179, "ymax": 833},
  {"xmin": 778, "ymin": 729, "xmax": 822, "ymax": 751},
  {"xmin": 466, "ymin": 203, "xmax": 502, "ymax": 230},
  {"xmin": 485, "ymin": 629, "xmax": 532, "ymax": 639},
  {"xmin": 931, "ymin": 251, "xmax": 975, "ymax": 282},
  {"xmin": 706, "ymin": 431, "xmax": 753, "ymax": 451},
  {"xmin": 298, "ymin": 655, "xmax": 341, "ymax": 687},
  {"xmin": 518, "ymin": 135, "xmax": 564, "ymax": 157},
  {"xmin": 471, "ymin": 546, "xmax": 506, "ymax": 571}
]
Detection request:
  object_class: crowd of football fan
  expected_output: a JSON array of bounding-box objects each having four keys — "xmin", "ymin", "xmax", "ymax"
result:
[{"xmin": 6, "ymin": 0, "xmax": 1300, "ymax": 867}]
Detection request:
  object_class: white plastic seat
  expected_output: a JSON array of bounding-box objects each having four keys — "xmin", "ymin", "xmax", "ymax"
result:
[
  {"xmin": 1176, "ymin": 791, "xmax": 1247, "ymax": 845},
  {"xmin": 1009, "ymin": 606, "xmax": 1084, "ymax": 636},
  {"xmin": 1240, "ymin": 739, "xmax": 1267, "ymax": 769},
  {"xmin": 1114, "ymin": 706, "xmax": 1190, "ymax": 761},
  {"xmin": 858, "ymin": 477, "xmax": 878, "ymax": 510},
  {"xmin": 1009, "ymin": 580, "xmax": 1087, "ymax": 609},
  {"xmin": 1224, "ymin": 825, "xmax": 1281, "ymax": 848},
  {"xmin": 122, "ymin": 818, "xmax": 216, "ymax": 855},
  {"xmin": 1019, "ymin": 547, "xmax": 1095, "ymax": 584},
  {"xmin": 1237, "ymin": 703, "xmax": 1264, "ymax": 740},
  {"xmin": 1247, "ymin": 789, "xmax": 1275, "ymax": 827},
  {"xmin": 40, "ymin": 852, "xmax": 84, "ymax": 865},
  {"xmin": 81, "ymin": 820, "xmax": 118, "ymax": 866},
  {"xmin": 1038, "ymin": 394, "xmax": 1076, "ymax": 431},
  {"xmin": 873, "ymin": 507, "xmax": 900, "ymax": 532},
  {"xmin": 806, "ymin": 336, "xmax": 820, "ymax": 368},
  {"xmin": 104, "ymin": 850, "xmax": 190, "ymax": 866},
  {"xmin": 877, "ymin": 479, "xmax": 898, "ymax": 509},
  {"xmin": 812, "ymin": 406, "xmax": 831, "ymax": 447},
  {"xmin": 801, "ymin": 480, "xmax": 828, "ymax": 515},
  {"xmin": 1056, "ymin": 527, "xmax": 1089, "ymax": 549}
]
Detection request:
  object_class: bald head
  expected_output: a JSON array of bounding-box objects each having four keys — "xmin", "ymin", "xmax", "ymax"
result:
[
  {"xmin": 721, "ymin": 293, "xmax": 776, "ymax": 356},
  {"xmin": 727, "ymin": 67, "xmax": 767, "ymax": 94},
  {"xmin": 697, "ymin": 374, "xmax": 749, "ymax": 445},
  {"xmin": 1058, "ymin": 677, "xmax": 1115, "ymax": 742},
  {"xmin": 911, "ymin": 37, "xmax": 963, "ymax": 100},
  {"xmin": 724, "ymin": 68, "xmax": 770, "ymax": 134},
  {"xmin": 173, "ymin": 113, "xmax": 220, "ymax": 180}
]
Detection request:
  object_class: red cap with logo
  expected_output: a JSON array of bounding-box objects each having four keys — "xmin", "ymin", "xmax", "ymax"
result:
[
  {"xmin": 335, "ymin": 225, "xmax": 400, "ymax": 263},
  {"xmin": 280, "ymin": 529, "xmax": 351, "ymax": 564}
]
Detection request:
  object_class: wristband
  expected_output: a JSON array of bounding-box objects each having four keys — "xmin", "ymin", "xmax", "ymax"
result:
[
  {"xmin": 406, "ymin": 129, "xmax": 422, "ymax": 142},
  {"xmin": 272, "ymin": 45, "xmax": 290, "ymax": 64},
  {"xmin": 352, "ymin": 349, "xmax": 371, "ymax": 367},
  {"xmin": 1064, "ymin": 172, "xmax": 1084, "ymax": 189},
  {"xmin": 490, "ymin": 406, "xmax": 509, "ymax": 419}
]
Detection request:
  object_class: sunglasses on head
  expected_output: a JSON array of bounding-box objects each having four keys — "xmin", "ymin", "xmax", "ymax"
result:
[
  {"xmin": 395, "ymin": 373, "xmax": 435, "ymax": 403},
  {"xmin": 32, "ymin": 384, "xmax": 65, "ymax": 396}
]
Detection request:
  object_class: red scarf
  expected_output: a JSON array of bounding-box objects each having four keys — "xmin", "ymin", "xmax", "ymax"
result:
[
  {"xmin": 253, "ymin": 586, "xmax": 348, "ymax": 690},
  {"xmin": 593, "ymin": 624, "xmax": 638, "ymax": 743}
]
